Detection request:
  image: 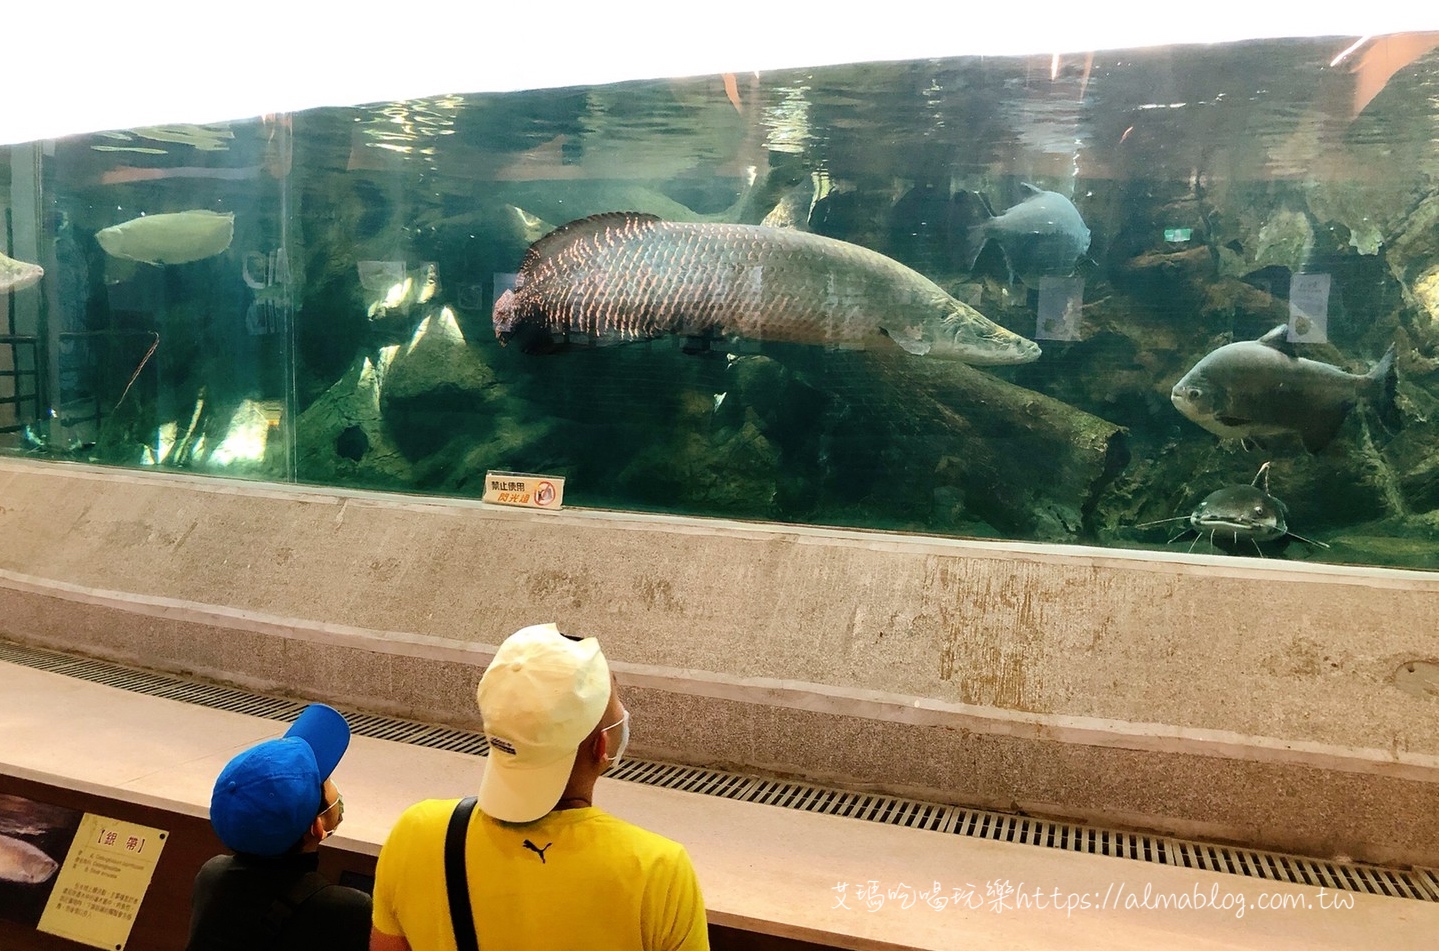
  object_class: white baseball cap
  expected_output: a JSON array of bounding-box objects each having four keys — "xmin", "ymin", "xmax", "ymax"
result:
[{"xmin": 476, "ymin": 623, "xmax": 611, "ymax": 822}]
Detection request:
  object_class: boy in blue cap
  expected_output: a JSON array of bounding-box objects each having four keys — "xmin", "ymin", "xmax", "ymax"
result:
[{"xmin": 186, "ymin": 703, "xmax": 370, "ymax": 951}]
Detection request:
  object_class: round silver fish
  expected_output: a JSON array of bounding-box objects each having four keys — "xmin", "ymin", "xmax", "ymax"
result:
[{"xmin": 1170, "ymin": 324, "xmax": 1396, "ymax": 453}]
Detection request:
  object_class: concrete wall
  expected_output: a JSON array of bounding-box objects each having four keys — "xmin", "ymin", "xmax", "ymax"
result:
[{"xmin": 3, "ymin": 457, "xmax": 1438, "ymax": 867}]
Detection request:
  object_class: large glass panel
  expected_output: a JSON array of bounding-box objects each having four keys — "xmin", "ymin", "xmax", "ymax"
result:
[
  {"xmin": 5, "ymin": 34, "xmax": 1439, "ymax": 570},
  {"xmin": 2, "ymin": 119, "xmax": 295, "ymax": 476}
]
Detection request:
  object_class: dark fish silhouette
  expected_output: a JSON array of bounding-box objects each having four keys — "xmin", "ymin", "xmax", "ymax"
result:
[
  {"xmin": 959, "ymin": 183, "xmax": 1091, "ymax": 286},
  {"xmin": 1170, "ymin": 324, "xmax": 1396, "ymax": 453},
  {"xmin": 493, "ymin": 212, "xmax": 1040, "ymax": 366}
]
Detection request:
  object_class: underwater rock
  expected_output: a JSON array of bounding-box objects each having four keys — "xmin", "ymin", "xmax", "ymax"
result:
[
  {"xmin": 1387, "ymin": 191, "xmax": 1439, "ymax": 283},
  {"xmin": 1321, "ymin": 526, "xmax": 1439, "ymax": 570},
  {"xmin": 1385, "ymin": 191, "xmax": 1439, "ymax": 355},
  {"xmin": 201, "ymin": 399, "xmax": 288, "ymax": 471},
  {"xmin": 725, "ymin": 354, "xmax": 829, "ymax": 441},
  {"xmin": 362, "ymin": 261, "xmax": 440, "ymax": 332},
  {"xmin": 380, "ymin": 305, "xmax": 498, "ymax": 414},
  {"xmin": 1108, "ymin": 246, "xmax": 1219, "ymax": 321},
  {"xmin": 616, "ymin": 390, "xmax": 781, "ymax": 514},
  {"xmin": 1251, "ymin": 208, "xmax": 1315, "ymax": 273},
  {"xmin": 378, "ymin": 304, "xmax": 500, "ymax": 460},
  {"xmin": 1380, "ymin": 420, "xmax": 1439, "ymax": 513},
  {"xmin": 335, "ymin": 425, "xmax": 370, "ymax": 462},
  {"xmin": 760, "ymin": 172, "xmax": 836, "ymax": 233},
  {"xmin": 1206, "ymin": 177, "xmax": 1421, "ymax": 287},
  {"xmin": 1205, "ymin": 186, "xmax": 1315, "ymax": 280},
  {"xmin": 295, "ymin": 349, "xmax": 414, "ymax": 487},
  {"xmin": 1302, "ymin": 181, "xmax": 1406, "ymax": 257}
]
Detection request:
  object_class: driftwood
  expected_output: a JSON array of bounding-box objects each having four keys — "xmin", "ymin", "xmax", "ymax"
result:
[{"xmin": 782, "ymin": 346, "xmax": 1128, "ymax": 537}]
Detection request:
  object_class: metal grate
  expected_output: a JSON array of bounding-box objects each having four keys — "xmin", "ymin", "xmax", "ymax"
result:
[{"xmin": 2, "ymin": 637, "xmax": 1436, "ymax": 902}]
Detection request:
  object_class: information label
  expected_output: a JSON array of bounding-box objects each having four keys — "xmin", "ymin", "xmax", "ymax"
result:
[
  {"xmin": 36, "ymin": 814, "xmax": 167, "ymax": 950},
  {"xmin": 1035, "ymin": 276, "xmax": 1084, "ymax": 341},
  {"xmin": 483, "ymin": 471, "xmax": 565, "ymax": 510},
  {"xmin": 1288, "ymin": 272, "xmax": 1331, "ymax": 343}
]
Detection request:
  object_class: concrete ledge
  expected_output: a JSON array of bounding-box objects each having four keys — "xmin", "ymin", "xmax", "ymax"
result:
[
  {"xmin": 9, "ymin": 660, "xmax": 1433, "ymax": 951},
  {"xmin": 2, "ymin": 458, "xmax": 1438, "ymax": 866}
]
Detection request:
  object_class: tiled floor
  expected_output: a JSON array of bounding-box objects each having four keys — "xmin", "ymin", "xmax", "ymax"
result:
[{"xmin": 2, "ymin": 659, "xmax": 1435, "ymax": 949}]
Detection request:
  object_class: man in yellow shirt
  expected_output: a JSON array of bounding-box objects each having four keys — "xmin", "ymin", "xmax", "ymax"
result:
[{"xmin": 369, "ymin": 623, "xmax": 709, "ymax": 951}]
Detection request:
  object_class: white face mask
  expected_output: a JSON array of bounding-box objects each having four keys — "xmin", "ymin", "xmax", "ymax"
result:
[{"xmin": 600, "ymin": 709, "xmax": 630, "ymax": 772}]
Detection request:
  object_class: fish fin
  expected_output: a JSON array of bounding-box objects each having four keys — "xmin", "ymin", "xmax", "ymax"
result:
[
  {"xmin": 1215, "ymin": 414, "xmax": 1254, "ymax": 427},
  {"xmin": 520, "ymin": 212, "xmax": 663, "ymax": 271},
  {"xmin": 878, "ymin": 326, "xmax": 931, "ymax": 356},
  {"xmin": 1298, "ymin": 404, "xmax": 1352, "ymax": 453},
  {"xmin": 964, "ymin": 227, "xmax": 995, "ymax": 274},
  {"xmin": 1256, "ymin": 324, "xmax": 1298, "ymax": 356},
  {"xmin": 1367, "ymin": 343, "xmax": 1399, "ymax": 425},
  {"xmin": 1019, "ymin": 182, "xmax": 1045, "ymax": 198},
  {"xmin": 949, "ymin": 190, "xmax": 995, "ymax": 272}
]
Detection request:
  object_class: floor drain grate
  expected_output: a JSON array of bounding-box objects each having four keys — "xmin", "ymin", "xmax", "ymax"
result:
[{"xmin": 3, "ymin": 637, "xmax": 1436, "ymax": 902}]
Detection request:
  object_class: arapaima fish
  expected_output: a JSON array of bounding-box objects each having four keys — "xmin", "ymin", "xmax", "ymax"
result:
[{"xmin": 493, "ymin": 212, "xmax": 1040, "ymax": 366}]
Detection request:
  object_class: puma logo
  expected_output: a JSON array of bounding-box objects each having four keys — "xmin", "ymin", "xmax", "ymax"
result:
[{"xmin": 522, "ymin": 840, "xmax": 552, "ymax": 863}]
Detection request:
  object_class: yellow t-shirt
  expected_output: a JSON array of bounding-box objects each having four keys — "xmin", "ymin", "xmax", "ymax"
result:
[{"xmin": 372, "ymin": 798, "xmax": 709, "ymax": 951}]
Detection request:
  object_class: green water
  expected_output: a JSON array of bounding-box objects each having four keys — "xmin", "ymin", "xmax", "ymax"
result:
[{"xmin": 4, "ymin": 35, "xmax": 1439, "ymax": 569}]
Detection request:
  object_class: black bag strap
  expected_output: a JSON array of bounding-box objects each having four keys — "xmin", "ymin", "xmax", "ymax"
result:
[
  {"xmin": 260, "ymin": 870, "xmax": 330, "ymax": 945},
  {"xmin": 445, "ymin": 796, "xmax": 481, "ymax": 951}
]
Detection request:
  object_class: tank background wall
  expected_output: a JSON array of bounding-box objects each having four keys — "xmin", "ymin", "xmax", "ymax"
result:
[{"xmin": 2, "ymin": 457, "xmax": 1437, "ymax": 868}]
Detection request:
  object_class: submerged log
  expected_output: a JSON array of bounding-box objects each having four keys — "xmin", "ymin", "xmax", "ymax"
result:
[{"xmin": 779, "ymin": 346, "xmax": 1129, "ymax": 539}]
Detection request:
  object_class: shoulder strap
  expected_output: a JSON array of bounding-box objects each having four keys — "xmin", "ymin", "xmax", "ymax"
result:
[
  {"xmin": 445, "ymin": 796, "xmax": 481, "ymax": 951},
  {"xmin": 260, "ymin": 870, "xmax": 330, "ymax": 945}
]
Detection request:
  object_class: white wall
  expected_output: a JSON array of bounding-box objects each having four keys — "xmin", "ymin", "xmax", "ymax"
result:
[{"xmin": 4, "ymin": 3, "xmax": 1436, "ymax": 144}]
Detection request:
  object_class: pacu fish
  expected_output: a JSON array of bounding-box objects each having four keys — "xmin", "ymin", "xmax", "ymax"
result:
[
  {"xmin": 1170, "ymin": 324, "xmax": 1396, "ymax": 453},
  {"xmin": 0, "ymin": 833, "xmax": 58, "ymax": 884},
  {"xmin": 96, "ymin": 209, "xmax": 235, "ymax": 266},
  {"xmin": 0, "ymin": 250, "xmax": 44, "ymax": 293},
  {"xmin": 960, "ymin": 183, "xmax": 1091, "ymax": 286},
  {"xmin": 493, "ymin": 212, "xmax": 1040, "ymax": 365}
]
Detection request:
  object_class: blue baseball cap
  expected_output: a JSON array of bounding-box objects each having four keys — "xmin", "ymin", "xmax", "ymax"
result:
[{"xmin": 210, "ymin": 704, "xmax": 351, "ymax": 856}]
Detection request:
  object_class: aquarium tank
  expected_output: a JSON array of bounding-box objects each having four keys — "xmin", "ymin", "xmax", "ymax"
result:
[{"xmin": 3, "ymin": 31, "xmax": 1439, "ymax": 569}]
